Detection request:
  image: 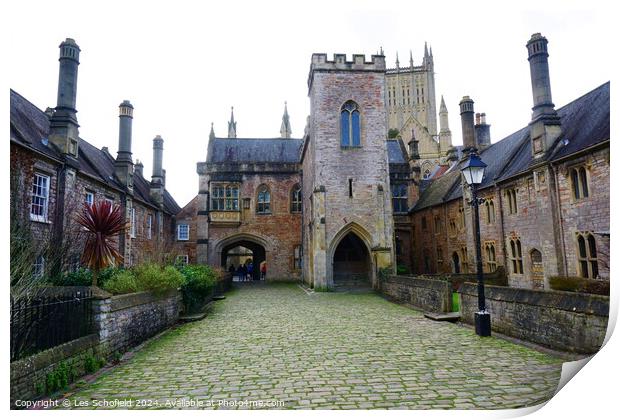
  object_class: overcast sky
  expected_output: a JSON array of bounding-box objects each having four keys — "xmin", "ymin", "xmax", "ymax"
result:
[{"xmin": 7, "ymin": 0, "xmax": 611, "ymax": 207}]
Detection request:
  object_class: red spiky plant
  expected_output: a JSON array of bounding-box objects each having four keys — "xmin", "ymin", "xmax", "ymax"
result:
[{"xmin": 76, "ymin": 201, "xmax": 127, "ymax": 286}]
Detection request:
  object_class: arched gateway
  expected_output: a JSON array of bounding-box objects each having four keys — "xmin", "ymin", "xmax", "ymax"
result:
[
  {"xmin": 328, "ymin": 223, "xmax": 374, "ymax": 290},
  {"xmin": 216, "ymin": 234, "xmax": 268, "ymax": 281}
]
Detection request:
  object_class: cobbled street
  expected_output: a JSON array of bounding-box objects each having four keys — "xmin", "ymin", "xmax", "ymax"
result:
[{"xmin": 62, "ymin": 283, "xmax": 562, "ymax": 409}]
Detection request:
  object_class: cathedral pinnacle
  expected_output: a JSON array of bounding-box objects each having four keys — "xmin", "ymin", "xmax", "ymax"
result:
[
  {"xmin": 280, "ymin": 101, "xmax": 292, "ymax": 138},
  {"xmin": 209, "ymin": 122, "xmax": 215, "ymax": 142},
  {"xmin": 440, "ymin": 96, "xmax": 448, "ymax": 113},
  {"xmin": 395, "ymin": 52, "xmax": 400, "ymax": 68},
  {"xmin": 409, "ymin": 50, "xmax": 414, "ymax": 68},
  {"xmin": 228, "ymin": 106, "xmax": 237, "ymax": 138}
]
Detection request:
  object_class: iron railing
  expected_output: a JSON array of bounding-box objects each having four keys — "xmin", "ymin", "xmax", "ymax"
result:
[{"xmin": 10, "ymin": 288, "xmax": 94, "ymax": 362}]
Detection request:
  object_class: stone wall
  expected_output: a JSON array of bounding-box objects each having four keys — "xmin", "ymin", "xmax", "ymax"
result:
[
  {"xmin": 459, "ymin": 283, "xmax": 609, "ymax": 354},
  {"xmin": 94, "ymin": 289, "xmax": 182, "ymax": 355},
  {"xmin": 381, "ymin": 275, "xmax": 451, "ymax": 313}
]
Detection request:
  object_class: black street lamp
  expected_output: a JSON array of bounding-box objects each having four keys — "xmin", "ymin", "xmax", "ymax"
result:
[{"xmin": 460, "ymin": 150, "xmax": 491, "ymax": 337}]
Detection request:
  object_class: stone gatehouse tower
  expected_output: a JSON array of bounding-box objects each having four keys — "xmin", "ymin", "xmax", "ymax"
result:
[{"xmin": 301, "ymin": 54, "xmax": 395, "ymax": 289}]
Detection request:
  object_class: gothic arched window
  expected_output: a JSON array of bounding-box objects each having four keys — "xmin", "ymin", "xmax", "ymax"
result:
[
  {"xmin": 257, "ymin": 185, "xmax": 271, "ymax": 214},
  {"xmin": 290, "ymin": 184, "xmax": 302, "ymax": 213},
  {"xmin": 340, "ymin": 100, "xmax": 361, "ymax": 147}
]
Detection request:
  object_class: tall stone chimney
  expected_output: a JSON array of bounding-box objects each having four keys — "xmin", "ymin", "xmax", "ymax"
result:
[
  {"xmin": 150, "ymin": 135, "xmax": 165, "ymax": 206},
  {"xmin": 134, "ymin": 160, "xmax": 144, "ymax": 178},
  {"xmin": 459, "ymin": 96, "xmax": 476, "ymax": 151},
  {"xmin": 114, "ymin": 100, "xmax": 134, "ymax": 191},
  {"xmin": 526, "ymin": 33, "xmax": 561, "ymax": 156},
  {"xmin": 49, "ymin": 38, "xmax": 81, "ymax": 157},
  {"xmin": 475, "ymin": 112, "xmax": 491, "ymax": 150}
]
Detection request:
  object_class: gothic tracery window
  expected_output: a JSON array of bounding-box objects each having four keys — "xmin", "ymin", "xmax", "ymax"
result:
[
  {"xmin": 340, "ymin": 100, "xmax": 361, "ymax": 147},
  {"xmin": 290, "ymin": 184, "xmax": 302, "ymax": 213},
  {"xmin": 257, "ymin": 185, "xmax": 271, "ymax": 214}
]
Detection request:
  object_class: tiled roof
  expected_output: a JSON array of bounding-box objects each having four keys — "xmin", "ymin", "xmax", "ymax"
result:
[
  {"xmin": 207, "ymin": 137, "xmax": 303, "ymax": 164},
  {"xmin": 10, "ymin": 89, "xmax": 180, "ymax": 215},
  {"xmin": 414, "ymin": 81, "xmax": 610, "ymax": 211}
]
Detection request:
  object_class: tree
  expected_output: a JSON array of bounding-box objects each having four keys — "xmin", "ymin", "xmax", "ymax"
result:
[
  {"xmin": 388, "ymin": 128, "xmax": 400, "ymax": 139},
  {"xmin": 76, "ymin": 201, "xmax": 127, "ymax": 286}
]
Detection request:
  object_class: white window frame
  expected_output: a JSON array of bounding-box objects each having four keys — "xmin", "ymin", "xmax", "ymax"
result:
[
  {"xmin": 30, "ymin": 173, "xmax": 50, "ymax": 222},
  {"xmin": 147, "ymin": 214, "xmax": 153, "ymax": 240},
  {"xmin": 130, "ymin": 207, "xmax": 136, "ymax": 238},
  {"xmin": 177, "ymin": 224, "xmax": 189, "ymax": 241},
  {"xmin": 85, "ymin": 191, "xmax": 94, "ymax": 207}
]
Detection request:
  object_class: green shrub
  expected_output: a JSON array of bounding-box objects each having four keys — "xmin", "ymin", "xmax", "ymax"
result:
[
  {"xmin": 134, "ymin": 263, "xmax": 184, "ymax": 295},
  {"xmin": 179, "ymin": 265, "xmax": 217, "ymax": 313},
  {"xmin": 54, "ymin": 268, "xmax": 93, "ymax": 286},
  {"xmin": 101, "ymin": 270, "xmax": 138, "ymax": 295},
  {"xmin": 45, "ymin": 361, "xmax": 72, "ymax": 394}
]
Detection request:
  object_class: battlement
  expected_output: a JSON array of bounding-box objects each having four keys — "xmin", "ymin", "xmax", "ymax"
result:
[
  {"xmin": 311, "ymin": 53, "xmax": 386, "ymax": 71},
  {"xmin": 308, "ymin": 53, "xmax": 386, "ymax": 90}
]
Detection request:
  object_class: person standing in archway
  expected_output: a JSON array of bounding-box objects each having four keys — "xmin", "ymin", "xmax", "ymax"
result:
[
  {"xmin": 247, "ymin": 261, "xmax": 254, "ymax": 281},
  {"xmin": 260, "ymin": 261, "xmax": 267, "ymax": 281}
]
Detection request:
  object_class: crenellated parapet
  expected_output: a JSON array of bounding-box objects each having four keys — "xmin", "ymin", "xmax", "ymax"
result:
[{"xmin": 308, "ymin": 53, "xmax": 386, "ymax": 90}]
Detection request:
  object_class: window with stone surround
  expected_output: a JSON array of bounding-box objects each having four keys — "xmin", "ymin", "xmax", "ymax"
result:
[
  {"xmin": 290, "ymin": 184, "xmax": 302, "ymax": 213},
  {"xmin": 509, "ymin": 238, "xmax": 523, "ymax": 274},
  {"xmin": 570, "ymin": 166, "xmax": 589, "ymax": 200},
  {"xmin": 485, "ymin": 242, "xmax": 497, "ymax": 272},
  {"xmin": 461, "ymin": 246, "xmax": 469, "ymax": 273},
  {"xmin": 434, "ymin": 215, "xmax": 442, "ymax": 234},
  {"xmin": 130, "ymin": 207, "xmax": 136, "ymax": 238},
  {"xmin": 176, "ymin": 255, "xmax": 189, "ymax": 266},
  {"xmin": 458, "ymin": 206, "xmax": 465, "ymax": 229},
  {"xmin": 485, "ymin": 199, "xmax": 495, "ymax": 224},
  {"xmin": 421, "ymin": 216, "xmax": 427, "ymax": 231},
  {"xmin": 30, "ymin": 173, "xmax": 50, "ymax": 222},
  {"xmin": 257, "ymin": 185, "xmax": 271, "ymax": 214},
  {"xmin": 147, "ymin": 214, "xmax": 153, "ymax": 240},
  {"xmin": 340, "ymin": 100, "xmax": 361, "ymax": 147},
  {"xmin": 211, "ymin": 184, "xmax": 239, "ymax": 211},
  {"xmin": 448, "ymin": 218, "xmax": 457, "ymax": 236},
  {"xmin": 436, "ymin": 246, "xmax": 443, "ymax": 266},
  {"xmin": 177, "ymin": 224, "xmax": 189, "ymax": 241},
  {"xmin": 505, "ymin": 188, "xmax": 518, "ymax": 214},
  {"xmin": 391, "ymin": 183, "xmax": 408, "ymax": 213},
  {"xmin": 576, "ymin": 232, "xmax": 598, "ymax": 278}
]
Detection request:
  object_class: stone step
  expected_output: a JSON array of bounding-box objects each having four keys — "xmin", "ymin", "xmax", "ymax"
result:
[{"xmin": 423, "ymin": 312, "xmax": 461, "ymax": 322}]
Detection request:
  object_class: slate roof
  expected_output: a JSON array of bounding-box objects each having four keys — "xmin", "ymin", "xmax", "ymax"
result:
[
  {"xmin": 207, "ymin": 137, "xmax": 303, "ymax": 164},
  {"xmin": 387, "ymin": 139, "xmax": 407, "ymax": 164},
  {"xmin": 413, "ymin": 81, "xmax": 610, "ymax": 211},
  {"xmin": 10, "ymin": 89, "xmax": 181, "ymax": 215}
]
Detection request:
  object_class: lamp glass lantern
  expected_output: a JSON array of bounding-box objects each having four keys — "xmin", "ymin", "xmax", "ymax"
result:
[{"xmin": 461, "ymin": 153, "xmax": 487, "ymax": 185}]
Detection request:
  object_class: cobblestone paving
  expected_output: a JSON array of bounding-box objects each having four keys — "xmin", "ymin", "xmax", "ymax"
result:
[{"xmin": 62, "ymin": 284, "xmax": 562, "ymax": 409}]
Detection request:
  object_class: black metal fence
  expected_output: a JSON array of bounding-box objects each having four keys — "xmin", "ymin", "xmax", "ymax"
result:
[{"xmin": 10, "ymin": 288, "xmax": 94, "ymax": 362}]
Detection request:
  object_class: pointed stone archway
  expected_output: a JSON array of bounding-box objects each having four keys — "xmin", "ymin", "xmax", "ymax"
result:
[
  {"xmin": 215, "ymin": 234, "xmax": 269, "ymax": 281},
  {"xmin": 327, "ymin": 222, "xmax": 374, "ymax": 291}
]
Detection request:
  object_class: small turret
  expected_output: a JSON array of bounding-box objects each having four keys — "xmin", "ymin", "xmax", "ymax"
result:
[
  {"xmin": 280, "ymin": 101, "xmax": 292, "ymax": 138},
  {"xmin": 439, "ymin": 96, "xmax": 452, "ymax": 154},
  {"xmin": 227, "ymin": 107, "xmax": 237, "ymax": 138},
  {"xmin": 150, "ymin": 135, "xmax": 165, "ymax": 207}
]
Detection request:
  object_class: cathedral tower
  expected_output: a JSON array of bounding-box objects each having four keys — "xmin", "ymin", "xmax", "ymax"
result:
[{"xmin": 302, "ymin": 53, "xmax": 395, "ymax": 290}]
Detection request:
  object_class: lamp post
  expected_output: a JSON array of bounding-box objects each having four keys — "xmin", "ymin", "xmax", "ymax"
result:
[{"xmin": 460, "ymin": 150, "xmax": 491, "ymax": 337}]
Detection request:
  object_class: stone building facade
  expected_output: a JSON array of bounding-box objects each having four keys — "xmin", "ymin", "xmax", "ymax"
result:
[
  {"xmin": 409, "ymin": 34, "xmax": 610, "ymax": 289},
  {"xmin": 10, "ymin": 39, "xmax": 180, "ymax": 280}
]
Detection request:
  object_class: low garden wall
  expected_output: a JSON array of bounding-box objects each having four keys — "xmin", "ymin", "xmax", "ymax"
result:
[
  {"xmin": 459, "ymin": 283, "xmax": 609, "ymax": 354},
  {"xmin": 381, "ymin": 275, "xmax": 452, "ymax": 313},
  {"xmin": 95, "ymin": 289, "xmax": 182, "ymax": 356}
]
